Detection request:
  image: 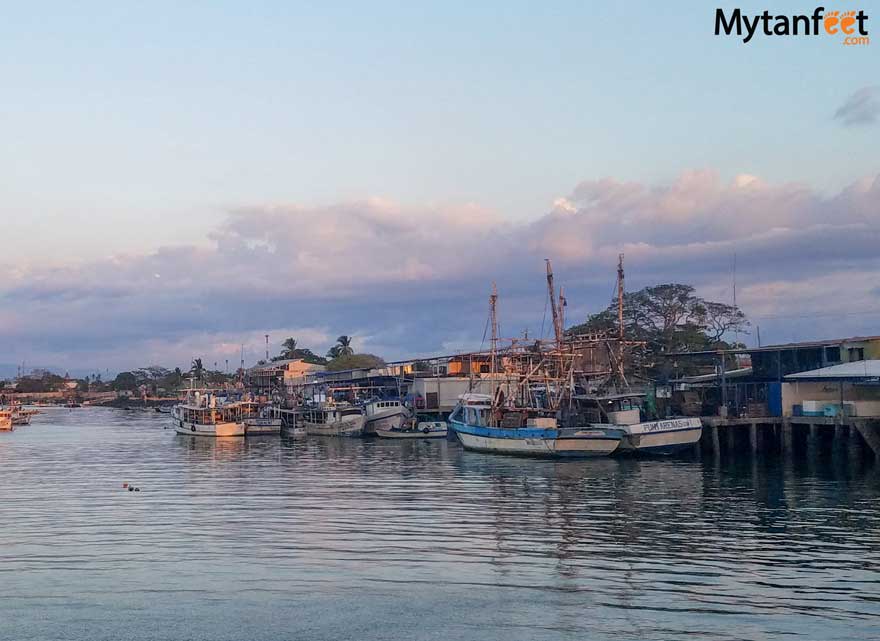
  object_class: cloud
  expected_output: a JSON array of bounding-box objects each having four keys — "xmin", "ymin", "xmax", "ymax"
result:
[
  {"xmin": 834, "ymin": 86, "xmax": 880, "ymax": 126},
  {"xmin": 1, "ymin": 172, "xmax": 879, "ymax": 372}
]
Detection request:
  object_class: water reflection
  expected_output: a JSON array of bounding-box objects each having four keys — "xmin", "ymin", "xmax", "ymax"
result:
[{"xmin": 0, "ymin": 409, "xmax": 877, "ymax": 641}]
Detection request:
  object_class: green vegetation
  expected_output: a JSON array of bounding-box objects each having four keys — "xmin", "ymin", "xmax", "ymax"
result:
[
  {"xmin": 326, "ymin": 335, "xmax": 354, "ymax": 359},
  {"xmin": 567, "ymin": 283, "xmax": 748, "ymax": 375},
  {"xmin": 272, "ymin": 337, "xmax": 328, "ymax": 365},
  {"xmin": 325, "ymin": 353, "xmax": 386, "ymax": 371}
]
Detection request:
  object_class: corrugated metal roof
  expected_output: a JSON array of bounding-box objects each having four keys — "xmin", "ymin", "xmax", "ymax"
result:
[{"xmin": 785, "ymin": 360, "xmax": 880, "ymax": 380}]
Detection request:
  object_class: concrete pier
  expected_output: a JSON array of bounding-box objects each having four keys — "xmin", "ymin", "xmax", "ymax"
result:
[{"xmin": 699, "ymin": 416, "xmax": 880, "ymax": 463}]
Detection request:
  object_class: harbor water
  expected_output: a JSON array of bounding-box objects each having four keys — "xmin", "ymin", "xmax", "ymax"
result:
[{"xmin": 1, "ymin": 408, "xmax": 879, "ymax": 641}]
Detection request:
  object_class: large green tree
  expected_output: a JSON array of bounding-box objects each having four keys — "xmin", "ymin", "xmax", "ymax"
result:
[{"xmin": 567, "ymin": 283, "xmax": 748, "ymax": 373}]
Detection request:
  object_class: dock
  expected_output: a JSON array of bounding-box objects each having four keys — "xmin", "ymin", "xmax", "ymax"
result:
[{"xmin": 698, "ymin": 415, "xmax": 880, "ymax": 461}]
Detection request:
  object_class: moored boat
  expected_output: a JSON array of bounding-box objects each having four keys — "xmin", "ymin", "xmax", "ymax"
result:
[
  {"xmin": 616, "ymin": 417, "xmax": 703, "ymax": 454},
  {"xmin": 574, "ymin": 393, "xmax": 702, "ymax": 455},
  {"xmin": 449, "ymin": 394, "xmax": 623, "ymax": 458},
  {"xmin": 362, "ymin": 398, "xmax": 410, "ymax": 435},
  {"xmin": 376, "ymin": 420, "xmax": 448, "ymax": 439},
  {"xmin": 10, "ymin": 402, "xmax": 36, "ymax": 426},
  {"xmin": 300, "ymin": 404, "xmax": 365, "ymax": 437},
  {"xmin": 244, "ymin": 408, "xmax": 282, "ymax": 435},
  {"xmin": 172, "ymin": 392, "xmax": 257, "ymax": 437}
]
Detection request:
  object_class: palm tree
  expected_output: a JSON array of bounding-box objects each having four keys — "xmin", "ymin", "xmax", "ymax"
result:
[
  {"xmin": 335, "ymin": 335, "xmax": 354, "ymax": 357},
  {"xmin": 281, "ymin": 337, "xmax": 298, "ymax": 359},
  {"xmin": 190, "ymin": 358, "xmax": 204, "ymax": 381}
]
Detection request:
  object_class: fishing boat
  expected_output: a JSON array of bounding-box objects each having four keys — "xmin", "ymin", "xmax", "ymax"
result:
[
  {"xmin": 573, "ymin": 393, "xmax": 703, "ymax": 455},
  {"xmin": 10, "ymin": 402, "xmax": 36, "ymax": 426},
  {"xmin": 300, "ymin": 404, "xmax": 365, "ymax": 437},
  {"xmin": 362, "ymin": 398, "xmax": 410, "ymax": 435},
  {"xmin": 449, "ymin": 394, "xmax": 623, "ymax": 458},
  {"xmin": 0, "ymin": 408, "xmax": 13, "ymax": 432},
  {"xmin": 172, "ymin": 392, "xmax": 257, "ymax": 437},
  {"xmin": 376, "ymin": 419, "xmax": 448, "ymax": 439},
  {"xmin": 244, "ymin": 406, "xmax": 282, "ymax": 435}
]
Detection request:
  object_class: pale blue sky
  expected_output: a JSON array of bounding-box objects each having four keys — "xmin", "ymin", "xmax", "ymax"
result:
[{"xmin": 1, "ymin": 1, "xmax": 875, "ymax": 262}]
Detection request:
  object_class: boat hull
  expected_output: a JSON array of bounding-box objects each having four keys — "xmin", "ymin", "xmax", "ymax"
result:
[
  {"xmin": 616, "ymin": 418, "xmax": 703, "ymax": 455},
  {"xmin": 244, "ymin": 418, "xmax": 282, "ymax": 435},
  {"xmin": 174, "ymin": 419, "xmax": 245, "ymax": 437},
  {"xmin": 303, "ymin": 415, "xmax": 365, "ymax": 438},
  {"xmin": 364, "ymin": 411, "xmax": 408, "ymax": 435},
  {"xmin": 450, "ymin": 421, "xmax": 621, "ymax": 458}
]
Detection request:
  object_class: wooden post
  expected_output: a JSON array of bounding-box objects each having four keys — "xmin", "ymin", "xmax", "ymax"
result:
[{"xmin": 749, "ymin": 422, "xmax": 758, "ymax": 453}]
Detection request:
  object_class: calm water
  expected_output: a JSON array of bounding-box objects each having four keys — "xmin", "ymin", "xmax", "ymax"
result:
[{"xmin": 1, "ymin": 408, "xmax": 879, "ymax": 641}]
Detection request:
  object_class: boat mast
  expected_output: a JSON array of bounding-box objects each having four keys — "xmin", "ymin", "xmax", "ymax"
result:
[
  {"xmin": 616, "ymin": 254, "xmax": 628, "ymax": 389},
  {"xmin": 489, "ymin": 282, "xmax": 498, "ymax": 374},
  {"xmin": 545, "ymin": 259, "xmax": 563, "ymax": 346},
  {"xmin": 617, "ymin": 253, "xmax": 625, "ymax": 342},
  {"xmin": 558, "ymin": 285, "xmax": 566, "ymax": 342}
]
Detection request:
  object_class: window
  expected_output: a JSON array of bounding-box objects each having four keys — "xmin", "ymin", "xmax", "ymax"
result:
[
  {"xmin": 849, "ymin": 347, "xmax": 865, "ymax": 362},
  {"xmin": 825, "ymin": 346, "xmax": 841, "ymax": 363}
]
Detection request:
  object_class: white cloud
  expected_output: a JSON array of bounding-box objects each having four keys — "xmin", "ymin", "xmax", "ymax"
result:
[{"xmin": 2, "ymin": 172, "xmax": 879, "ymax": 370}]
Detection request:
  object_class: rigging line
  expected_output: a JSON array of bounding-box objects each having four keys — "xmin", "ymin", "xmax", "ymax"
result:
[
  {"xmin": 540, "ymin": 287, "xmax": 549, "ymax": 339},
  {"xmin": 479, "ymin": 306, "xmax": 491, "ymax": 352}
]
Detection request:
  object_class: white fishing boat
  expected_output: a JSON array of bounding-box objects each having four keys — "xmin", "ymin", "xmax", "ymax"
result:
[
  {"xmin": 376, "ymin": 420, "xmax": 448, "ymax": 439},
  {"xmin": 0, "ymin": 408, "xmax": 13, "ymax": 432},
  {"xmin": 574, "ymin": 393, "xmax": 703, "ymax": 455},
  {"xmin": 362, "ymin": 398, "xmax": 410, "ymax": 435},
  {"xmin": 449, "ymin": 394, "xmax": 623, "ymax": 458},
  {"xmin": 172, "ymin": 392, "xmax": 257, "ymax": 437},
  {"xmin": 300, "ymin": 404, "xmax": 365, "ymax": 437}
]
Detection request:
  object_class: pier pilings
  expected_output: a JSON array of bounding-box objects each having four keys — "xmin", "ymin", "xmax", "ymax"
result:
[{"xmin": 699, "ymin": 416, "xmax": 880, "ymax": 463}]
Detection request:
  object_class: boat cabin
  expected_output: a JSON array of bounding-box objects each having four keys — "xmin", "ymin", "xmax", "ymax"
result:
[{"xmin": 572, "ymin": 393, "xmax": 645, "ymax": 425}]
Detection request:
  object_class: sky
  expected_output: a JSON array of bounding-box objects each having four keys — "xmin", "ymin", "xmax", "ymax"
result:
[{"xmin": 0, "ymin": 1, "xmax": 878, "ymax": 376}]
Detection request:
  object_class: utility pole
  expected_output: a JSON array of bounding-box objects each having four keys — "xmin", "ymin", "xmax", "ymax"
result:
[{"xmin": 265, "ymin": 334, "xmax": 269, "ymax": 362}]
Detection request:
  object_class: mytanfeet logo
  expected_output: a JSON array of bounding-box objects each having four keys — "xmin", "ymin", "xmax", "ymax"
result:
[{"xmin": 715, "ymin": 7, "xmax": 869, "ymax": 45}]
